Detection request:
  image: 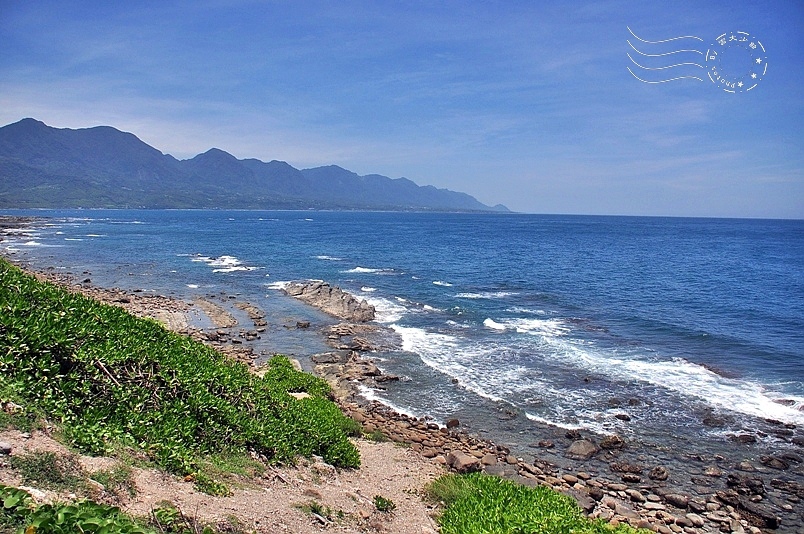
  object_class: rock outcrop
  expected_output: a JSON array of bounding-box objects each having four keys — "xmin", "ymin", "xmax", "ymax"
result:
[{"xmin": 284, "ymin": 281, "xmax": 375, "ymax": 322}]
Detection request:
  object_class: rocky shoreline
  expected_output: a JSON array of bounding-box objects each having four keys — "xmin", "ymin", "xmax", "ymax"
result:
[
  {"xmin": 274, "ymin": 280, "xmax": 802, "ymax": 533},
  {"xmin": 305, "ymin": 328, "xmax": 794, "ymax": 533}
]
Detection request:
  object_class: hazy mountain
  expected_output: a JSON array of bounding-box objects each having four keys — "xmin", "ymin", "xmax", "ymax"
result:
[{"xmin": 0, "ymin": 118, "xmax": 508, "ymax": 212}]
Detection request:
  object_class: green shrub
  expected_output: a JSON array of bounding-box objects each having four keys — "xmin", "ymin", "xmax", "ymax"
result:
[
  {"xmin": 0, "ymin": 259, "xmax": 360, "ymax": 489},
  {"xmin": 427, "ymin": 473, "xmax": 650, "ymax": 534},
  {"xmin": 0, "ymin": 484, "xmax": 153, "ymax": 533}
]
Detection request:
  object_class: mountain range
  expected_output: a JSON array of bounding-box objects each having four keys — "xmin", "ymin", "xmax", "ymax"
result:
[{"xmin": 0, "ymin": 118, "xmax": 507, "ymax": 212}]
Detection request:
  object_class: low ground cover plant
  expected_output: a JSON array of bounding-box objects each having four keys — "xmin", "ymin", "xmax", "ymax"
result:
[
  {"xmin": 427, "ymin": 473, "xmax": 649, "ymax": 534},
  {"xmin": 0, "ymin": 259, "xmax": 360, "ymax": 491}
]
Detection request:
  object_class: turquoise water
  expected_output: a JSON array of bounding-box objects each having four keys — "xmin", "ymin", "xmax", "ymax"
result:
[{"xmin": 3, "ymin": 210, "xmax": 803, "ymax": 455}]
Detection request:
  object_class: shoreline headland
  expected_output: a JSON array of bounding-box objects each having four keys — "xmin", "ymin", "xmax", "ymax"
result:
[{"xmin": 1, "ymin": 215, "xmax": 801, "ymax": 533}]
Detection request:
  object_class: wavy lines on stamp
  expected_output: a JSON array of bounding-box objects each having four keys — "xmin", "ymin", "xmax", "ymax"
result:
[
  {"xmin": 626, "ymin": 27, "xmax": 705, "ymax": 83},
  {"xmin": 627, "ymin": 26, "xmax": 703, "ymax": 44}
]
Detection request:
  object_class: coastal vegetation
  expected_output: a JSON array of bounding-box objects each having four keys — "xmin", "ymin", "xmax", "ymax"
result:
[
  {"xmin": 427, "ymin": 473, "xmax": 647, "ymax": 534},
  {"xmin": 0, "ymin": 258, "xmax": 360, "ymax": 495}
]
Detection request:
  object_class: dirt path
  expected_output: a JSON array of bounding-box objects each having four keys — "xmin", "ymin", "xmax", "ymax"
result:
[{"xmin": 0, "ymin": 429, "xmax": 442, "ymax": 533}]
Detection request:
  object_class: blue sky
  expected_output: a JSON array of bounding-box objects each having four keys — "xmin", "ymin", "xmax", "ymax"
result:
[{"xmin": 1, "ymin": 1, "xmax": 802, "ymax": 217}]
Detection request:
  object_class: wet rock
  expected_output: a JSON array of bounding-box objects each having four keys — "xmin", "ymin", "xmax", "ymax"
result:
[
  {"xmin": 373, "ymin": 374, "xmax": 400, "ymax": 383},
  {"xmin": 759, "ymin": 455, "xmax": 790, "ymax": 470},
  {"xmin": 311, "ymin": 352, "xmax": 349, "ymax": 364},
  {"xmin": 610, "ymin": 462, "xmax": 642, "ymax": 474},
  {"xmin": 715, "ymin": 487, "xmax": 783, "ymax": 531},
  {"xmin": 770, "ymin": 478, "xmax": 804, "ymax": 498},
  {"xmin": 664, "ymin": 493, "xmax": 690, "ymax": 509},
  {"xmin": 649, "ymin": 465, "xmax": 670, "ymax": 481},
  {"xmin": 736, "ymin": 461, "xmax": 756, "ymax": 472},
  {"xmin": 565, "ymin": 429, "xmax": 582, "ymax": 440},
  {"xmin": 727, "ymin": 474, "xmax": 766, "ymax": 496},
  {"xmin": 614, "ymin": 413, "xmax": 631, "ymax": 422},
  {"xmin": 702, "ymin": 413, "xmax": 734, "ymax": 428},
  {"xmin": 446, "ymin": 418, "xmax": 460, "ymax": 429},
  {"xmin": 730, "ymin": 433, "xmax": 757, "ymax": 444},
  {"xmin": 600, "ymin": 434, "xmax": 625, "ymax": 450},
  {"xmin": 704, "ymin": 466, "xmax": 723, "ymax": 477},
  {"xmin": 296, "ymin": 321, "xmax": 311, "ymax": 328},
  {"xmin": 621, "ymin": 473, "xmax": 641, "ymax": 483},
  {"xmin": 537, "ymin": 439, "xmax": 555, "ymax": 448},
  {"xmin": 566, "ymin": 440, "xmax": 599, "ymax": 460}
]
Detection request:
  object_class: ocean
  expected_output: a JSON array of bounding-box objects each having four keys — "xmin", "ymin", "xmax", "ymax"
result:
[{"xmin": 3, "ymin": 209, "xmax": 803, "ymax": 478}]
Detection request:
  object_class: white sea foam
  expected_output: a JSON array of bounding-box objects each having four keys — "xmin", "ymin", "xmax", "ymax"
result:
[
  {"xmin": 344, "ymin": 266, "xmax": 394, "ymax": 274},
  {"xmin": 64, "ymin": 238, "xmax": 84, "ymax": 241},
  {"xmin": 356, "ymin": 384, "xmax": 421, "ymax": 419},
  {"xmin": 433, "ymin": 281, "xmax": 453, "ymax": 287},
  {"xmin": 540, "ymin": 335, "xmax": 804, "ymax": 426},
  {"xmin": 212, "ymin": 266, "xmax": 259, "ymax": 273},
  {"xmin": 390, "ymin": 324, "xmax": 535, "ymax": 404},
  {"xmin": 360, "ymin": 286, "xmax": 377, "ymax": 292},
  {"xmin": 187, "ymin": 284, "xmax": 199, "ymax": 289},
  {"xmin": 483, "ymin": 318, "xmax": 507, "ymax": 330},
  {"xmin": 85, "ymin": 234, "xmax": 105, "ymax": 237},
  {"xmin": 191, "ymin": 255, "xmax": 260, "ymax": 274},
  {"xmin": 484, "ymin": 317, "xmax": 570, "ymax": 337},
  {"xmin": 455, "ymin": 291, "xmax": 519, "ymax": 299},
  {"xmin": 507, "ymin": 306, "xmax": 547, "ymax": 315},
  {"xmin": 315, "ymin": 255, "xmax": 343, "ymax": 261},
  {"xmin": 363, "ymin": 296, "xmax": 409, "ymax": 323},
  {"xmin": 422, "ymin": 305, "xmax": 440, "ymax": 312},
  {"xmin": 22, "ymin": 241, "xmax": 43, "ymax": 246},
  {"xmin": 265, "ymin": 281, "xmax": 292, "ymax": 290}
]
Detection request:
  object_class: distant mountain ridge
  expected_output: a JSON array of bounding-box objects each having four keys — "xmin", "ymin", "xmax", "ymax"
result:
[{"xmin": 0, "ymin": 118, "xmax": 508, "ymax": 212}]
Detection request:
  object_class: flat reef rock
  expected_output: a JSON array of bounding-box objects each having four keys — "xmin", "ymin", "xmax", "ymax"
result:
[{"xmin": 284, "ymin": 281, "xmax": 375, "ymax": 322}]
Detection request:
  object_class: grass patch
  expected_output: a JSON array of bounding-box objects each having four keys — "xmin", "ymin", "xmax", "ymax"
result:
[
  {"xmin": 372, "ymin": 495, "xmax": 396, "ymax": 513},
  {"xmin": 296, "ymin": 500, "xmax": 345, "ymax": 522},
  {"xmin": 364, "ymin": 428, "xmax": 388, "ymax": 442},
  {"xmin": 9, "ymin": 450, "xmax": 84, "ymax": 492},
  {"xmin": 90, "ymin": 463, "xmax": 138, "ymax": 499},
  {"xmin": 0, "ymin": 259, "xmax": 360, "ymax": 491},
  {"xmin": 426, "ymin": 473, "xmax": 650, "ymax": 534}
]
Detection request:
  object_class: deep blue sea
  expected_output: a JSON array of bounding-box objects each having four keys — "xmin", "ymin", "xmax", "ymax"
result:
[{"xmin": 3, "ymin": 210, "xmax": 803, "ymax": 467}]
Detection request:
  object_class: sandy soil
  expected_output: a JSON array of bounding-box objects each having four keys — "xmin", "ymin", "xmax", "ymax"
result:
[{"xmin": 0, "ymin": 427, "xmax": 443, "ymax": 533}]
